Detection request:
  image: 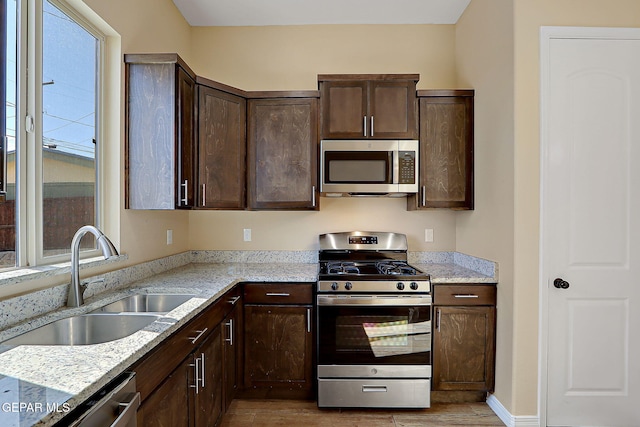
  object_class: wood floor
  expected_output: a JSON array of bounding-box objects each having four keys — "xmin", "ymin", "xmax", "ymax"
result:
[{"xmin": 220, "ymin": 399, "xmax": 506, "ymax": 426}]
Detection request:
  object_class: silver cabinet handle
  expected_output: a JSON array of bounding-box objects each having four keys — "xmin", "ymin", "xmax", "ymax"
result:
[
  {"xmin": 181, "ymin": 180, "xmax": 188, "ymax": 205},
  {"xmin": 312, "ymin": 186, "xmax": 316, "ymax": 207},
  {"xmin": 190, "ymin": 356, "xmax": 201, "ymax": 394},
  {"xmin": 200, "ymin": 352, "xmax": 205, "ymax": 389},
  {"xmin": 111, "ymin": 392, "xmax": 140, "ymax": 427},
  {"xmin": 228, "ymin": 295, "xmax": 241, "ymax": 305},
  {"xmin": 421, "ymin": 185, "xmax": 426, "ymax": 207},
  {"xmin": 266, "ymin": 292, "xmax": 290, "ymax": 297},
  {"xmin": 306, "ymin": 308, "xmax": 311, "ymax": 333},
  {"xmin": 370, "ymin": 116, "xmax": 374, "ymax": 137},
  {"xmin": 363, "ymin": 116, "xmax": 367, "ymax": 137},
  {"xmin": 189, "ymin": 328, "xmax": 208, "ymax": 344},
  {"xmin": 202, "ymin": 183, "xmax": 206, "ymax": 207},
  {"xmin": 453, "ymin": 294, "xmax": 479, "ymax": 298},
  {"xmin": 436, "ymin": 309, "xmax": 441, "ymax": 332},
  {"xmin": 225, "ymin": 319, "xmax": 234, "ymax": 346}
]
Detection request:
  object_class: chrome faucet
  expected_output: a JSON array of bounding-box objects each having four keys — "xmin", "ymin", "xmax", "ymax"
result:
[{"xmin": 67, "ymin": 225, "xmax": 119, "ymax": 307}]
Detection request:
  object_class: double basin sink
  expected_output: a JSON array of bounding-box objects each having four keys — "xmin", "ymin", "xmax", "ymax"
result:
[{"xmin": 1, "ymin": 293, "xmax": 195, "ymax": 346}]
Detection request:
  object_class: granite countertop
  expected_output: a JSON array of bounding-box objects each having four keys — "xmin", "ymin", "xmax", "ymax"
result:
[
  {"xmin": 0, "ymin": 262, "xmax": 317, "ymax": 427},
  {"xmin": 0, "ymin": 255, "xmax": 496, "ymax": 427}
]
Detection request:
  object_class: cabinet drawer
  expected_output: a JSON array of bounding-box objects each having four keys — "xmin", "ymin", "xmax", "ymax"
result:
[
  {"xmin": 133, "ymin": 293, "xmax": 226, "ymax": 401},
  {"xmin": 243, "ymin": 283, "xmax": 313, "ymax": 304},
  {"xmin": 433, "ymin": 285, "xmax": 496, "ymax": 305}
]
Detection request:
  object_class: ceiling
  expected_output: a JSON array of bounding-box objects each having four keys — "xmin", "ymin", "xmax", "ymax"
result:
[{"xmin": 172, "ymin": 0, "xmax": 472, "ymax": 27}]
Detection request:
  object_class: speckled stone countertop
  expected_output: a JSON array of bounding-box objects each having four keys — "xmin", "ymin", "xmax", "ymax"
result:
[
  {"xmin": 0, "ymin": 262, "xmax": 317, "ymax": 427},
  {"xmin": 0, "ymin": 252, "xmax": 496, "ymax": 427}
]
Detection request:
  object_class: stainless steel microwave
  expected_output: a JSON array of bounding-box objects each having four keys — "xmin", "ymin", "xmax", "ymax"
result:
[{"xmin": 320, "ymin": 140, "xmax": 419, "ymax": 196}]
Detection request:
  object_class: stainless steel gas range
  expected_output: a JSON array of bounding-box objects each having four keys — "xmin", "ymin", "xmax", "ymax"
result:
[{"xmin": 316, "ymin": 231, "xmax": 432, "ymax": 409}]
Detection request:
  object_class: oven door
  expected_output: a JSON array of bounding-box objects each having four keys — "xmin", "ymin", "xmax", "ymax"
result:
[{"xmin": 317, "ymin": 294, "xmax": 431, "ymax": 367}]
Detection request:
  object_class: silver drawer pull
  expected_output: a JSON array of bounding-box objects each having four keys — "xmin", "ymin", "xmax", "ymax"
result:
[
  {"xmin": 189, "ymin": 328, "xmax": 208, "ymax": 344},
  {"xmin": 453, "ymin": 294, "xmax": 479, "ymax": 298},
  {"xmin": 362, "ymin": 385, "xmax": 387, "ymax": 393},
  {"xmin": 266, "ymin": 292, "xmax": 290, "ymax": 297},
  {"xmin": 228, "ymin": 295, "xmax": 241, "ymax": 305},
  {"xmin": 225, "ymin": 319, "xmax": 234, "ymax": 345},
  {"xmin": 180, "ymin": 180, "xmax": 188, "ymax": 205}
]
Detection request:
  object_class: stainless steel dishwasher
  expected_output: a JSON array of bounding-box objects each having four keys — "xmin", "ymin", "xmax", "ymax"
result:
[{"xmin": 66, "ymin": 372, "xmax": 140, "ymax": 427}]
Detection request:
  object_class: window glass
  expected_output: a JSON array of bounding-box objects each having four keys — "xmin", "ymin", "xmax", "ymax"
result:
[
  {"xmin": 1, "ymin": 0, "xmax": 16, "ymax": 269},
  {"xmin": 41, "ymin": 0, "xmax": 98, "ymax": 257}
]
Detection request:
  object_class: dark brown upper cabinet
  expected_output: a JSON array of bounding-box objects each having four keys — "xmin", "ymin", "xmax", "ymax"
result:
[
  {"xmin": 408, "ymin": 90, "xmax": 474, "ymax": 210},
  {"xmin": 125, "ymin": 53, "xmax": 196, "ymax": 210},
  {"xmin": 318, "ymin": 74, "xmax": 419, "ymax": 140},
  {"xmin": 247, "ymin": 95, "xmax": 319, "ymax": 210},
  {"xmin": 196, "ymin": 79, "xmax": 247, "ymax": 209}
]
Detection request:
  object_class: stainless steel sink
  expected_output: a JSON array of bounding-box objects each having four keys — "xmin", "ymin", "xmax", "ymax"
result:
[
  {"xmin": 93, "ymin": 294, "xmax": 195, "ymax": 314},
  {"xmin": 1, "ymin": 314, "xmax": 160, "ymax": 346}
]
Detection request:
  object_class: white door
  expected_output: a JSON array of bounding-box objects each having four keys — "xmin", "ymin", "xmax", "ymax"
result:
[{"xmin": 541, "ymin": 27, "xmax": 640, "ymax": 426}]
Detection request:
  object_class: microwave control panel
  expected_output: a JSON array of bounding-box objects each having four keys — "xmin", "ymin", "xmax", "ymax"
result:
[{"xmin": 398, "ymin": 151, "xmax": 416, "ymax": 184}]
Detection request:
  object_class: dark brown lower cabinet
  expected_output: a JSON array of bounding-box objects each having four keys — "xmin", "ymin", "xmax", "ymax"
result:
[
  {"xmin": 222, "ymin": 294, "xmax": 243, "ymax": 412},
  {"xmin": 137, "ymin": 325, "xmax": 223, "ymax": 427},
  {"xmin": 134, "ymin": 286, "xmax": 241, "ymax": 427},
  {"xmin": 193, "ymin": 327, "xmax": 223, "ymax": 427},
  {"xmin": 242, "ymin": 283, "xmax": 314, "ymax": 399},
  {"xmin": 137, "ymin": 361, "xmax": 190, "ymax": 426},
  {"xmin": 432, "ymin": 285, "xmax": 496, "ymax": 398}
]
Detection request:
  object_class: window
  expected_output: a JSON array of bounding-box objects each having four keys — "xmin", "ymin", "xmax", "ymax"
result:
[{"xmin": 1, "ymin": 0, "xmax": 107, "ymax": 269}]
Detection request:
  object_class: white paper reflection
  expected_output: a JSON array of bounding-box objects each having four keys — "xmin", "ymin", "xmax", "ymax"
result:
[{"xmin": 362, "ymin": 320, "xmax": 431, "ymax": 357}]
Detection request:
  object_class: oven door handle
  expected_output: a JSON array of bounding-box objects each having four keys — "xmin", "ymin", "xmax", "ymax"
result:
[{"xmin": 317, "ymin": 295, "xmax": 432, "ymax": 306}]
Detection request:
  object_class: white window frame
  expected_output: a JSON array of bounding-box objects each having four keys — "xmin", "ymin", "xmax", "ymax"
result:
[{"xmin": 12, "ymin": 0, "xmax": 119, "ymax": 269}]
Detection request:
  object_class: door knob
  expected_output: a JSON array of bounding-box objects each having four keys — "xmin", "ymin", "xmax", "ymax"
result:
[{"xmin": 553, "ymin": 278, "xmax": 570, "ymax": 289}]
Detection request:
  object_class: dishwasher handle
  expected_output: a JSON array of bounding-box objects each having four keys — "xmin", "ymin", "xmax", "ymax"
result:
[{"xmin": 112, "ymin": 392, "xmax": 140, "ymax": 427}]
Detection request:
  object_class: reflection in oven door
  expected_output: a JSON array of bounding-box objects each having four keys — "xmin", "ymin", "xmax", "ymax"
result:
[{"xmin": 318, "ymin": 305, "xmax": 431, "ymax": 366}]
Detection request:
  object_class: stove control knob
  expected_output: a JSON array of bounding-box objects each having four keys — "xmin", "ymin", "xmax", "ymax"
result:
[
  {"xmin": 396, "ymin": 282, "xmax": 405, "ymax": 290},
  {"xmin": 410, "ymin": 282, "xmax": 419, "ymax": 290},
  {"xmin": 345, "ymin": 282, "xmax": 353, "ymax": 290},
  {"xmin": 331, "ymin": 282, "xmax": 339, "ymax": 291}
]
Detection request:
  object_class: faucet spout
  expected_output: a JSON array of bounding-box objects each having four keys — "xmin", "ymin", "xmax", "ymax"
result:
[{"xmin": 67, "ymin": 225, "xmax": 119, "ymax": 307}]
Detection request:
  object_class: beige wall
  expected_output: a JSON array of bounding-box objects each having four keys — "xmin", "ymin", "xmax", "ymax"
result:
[
  {"xmin": 190, "ymin": 198, "xmax": 456, "ymax": 251},
  {"xmin": 82, "ymin": 0, "xmax": 194, "ymax": 266},
  {"xmin": 188, "ymin": 24, "xmax": 459, "ymax": 252},
  {"xmin": 190, "ymin": 24, "xmax": 457, "ymax": 91},
  {"xmin": 509, "ymin": 0, "xmax": 640, "ymax": 417},
  {"xmin": 455, "ymin": 0, "xmax": 517, "ymax": 414}
]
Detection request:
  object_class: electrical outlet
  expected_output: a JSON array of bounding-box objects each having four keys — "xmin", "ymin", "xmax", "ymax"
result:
[
  {"xmin": 243, "ymin": 228, "xmax": 252, "ymax": 242},
  {"xmin": 425, "ymin": 228, "xmax": 434, "ymax": 243},
  {"xmin": 167, "ymin": 229, "xmax": 173, "ymax": 245}
]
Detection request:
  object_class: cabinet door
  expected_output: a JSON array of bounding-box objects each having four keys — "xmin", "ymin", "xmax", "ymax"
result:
[
  {"xmin": 197, "ymin": 86, "xmax": 246, "ymax": 209},
  {"xmin": 369, "ymin": 80, "xmax": 417, "ymax": 139},
  {"xmin": 176, "ymin": 66, "xmax": 196, "ymax": 208},
  {"xmin": 432, "ymin": 306, "xmax": 496, "ymax": 392},
  {"xmin": 193, "ymin": 326, "xmax": 223, "ymax": 427},
  {"xmin": 222, "ymin": 300, "xmax": 243, "ymax": 412},
  {"xmin": 137, "ymin": 360, "xmax": 190, "ymax": 427},
  {"xmin": 320, "ymin": 81, "xmax": 368, "ymax": 139},
  {"xmin": 409, "ymin": 95, "xmax": 474, "ymax": 210},
  {"xmin": 247, "ymin": 98, "xmax": 318, "ymax": 210},
  {"xmin": 126, "ymin": 62, "xmax": 177, "ymax": 209},
  {"xmin": 244, "ymin": 304, "xmax": 313, "ymax": 398}
]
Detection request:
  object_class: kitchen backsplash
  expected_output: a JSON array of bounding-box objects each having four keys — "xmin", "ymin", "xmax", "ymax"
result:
[{"xmin": 0, "ymin": 250, "xmax": 496, "ymax": 332}]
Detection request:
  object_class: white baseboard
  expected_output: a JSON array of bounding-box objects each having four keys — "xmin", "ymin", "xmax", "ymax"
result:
[{"xmin": 487, "ymin": 394, "xmax": 541, "ymax": 427}]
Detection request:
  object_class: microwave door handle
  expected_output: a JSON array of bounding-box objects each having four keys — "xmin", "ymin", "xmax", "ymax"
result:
[{"xmin": 392, "ymin": 151, "xmax": 399, "ymax": 184}]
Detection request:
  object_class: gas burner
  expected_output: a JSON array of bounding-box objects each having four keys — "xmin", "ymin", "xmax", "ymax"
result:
[
  {"xmin": 326, "ymin": 261, "xmax": 360, "ymax": 275},
  {"xmin": 376, "ymin": 261, "xmax": 417, "ymax": 276}
]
